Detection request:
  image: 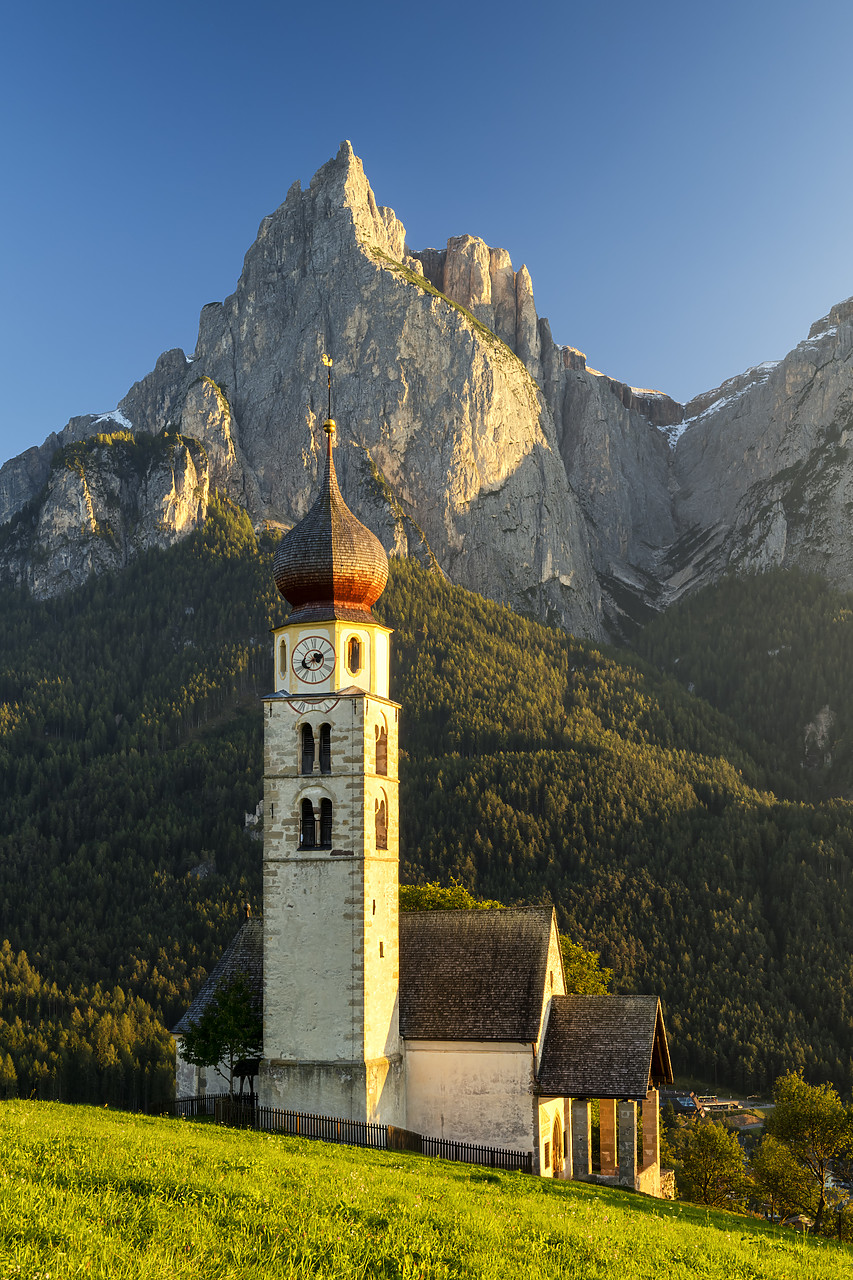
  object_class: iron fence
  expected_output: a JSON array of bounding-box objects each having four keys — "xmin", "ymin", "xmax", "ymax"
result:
[{"xmin": 169, "ymin": 1094, "xmax": 532, "ymax": 1174}]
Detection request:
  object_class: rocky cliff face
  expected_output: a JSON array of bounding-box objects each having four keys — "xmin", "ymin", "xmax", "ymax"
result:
[
  {"xmin": 0, "ymin": 430, "xmax": 208, "ymax": 597},
  {"xmin": 667, "ymin": 300, "xmax": 853, "ymax": 599},
  {"xmin": 0, "ymin": 144, "xmax": 605, "ymax": 636},
  {"xmin": 3, "ymin": 142, "xmax": 853, "ymax": 637}
]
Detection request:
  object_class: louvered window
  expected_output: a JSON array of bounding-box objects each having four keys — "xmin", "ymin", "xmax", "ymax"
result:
[
  {"xmin": 300, "ymin": 799, "xmax": 316, "ymax": 848},
  {"xmin": 319, "ymin": 724, "xmax": 331, "ymax": 774},
  {"xmin": 375, "ymin": 725, "xmax": 388, "ymax": 776},
  {"xmin": 301, "ymin": 725, "xmax": 315, "ymax": 774},
  {"xmin": 375, "ymin": 797, "xmax": 387, "ymax": 850},
  {"xmin": 319, "ymin": 798, "xmax": 333, "ymax": 848}
]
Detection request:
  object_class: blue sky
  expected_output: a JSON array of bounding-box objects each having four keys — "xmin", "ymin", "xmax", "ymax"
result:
[{"xmin": 3, "ymin": 0, "xmax": 852, "ymax": 466}]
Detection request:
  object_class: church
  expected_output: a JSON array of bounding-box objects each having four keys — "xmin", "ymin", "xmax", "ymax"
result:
[{"xmin": 174, "ymin": 416, "xmax": 673, "ymax": 1192}]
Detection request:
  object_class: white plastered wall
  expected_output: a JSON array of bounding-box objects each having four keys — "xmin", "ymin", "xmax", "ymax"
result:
[{"xmin": 404, "ymin": 1041, "xmax": 536, "ymax": 1152}]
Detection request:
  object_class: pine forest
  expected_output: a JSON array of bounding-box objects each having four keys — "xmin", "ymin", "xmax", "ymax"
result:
[{"xmin": 2, "ymin": 497, "xmax": 853, "ymax": 1105}]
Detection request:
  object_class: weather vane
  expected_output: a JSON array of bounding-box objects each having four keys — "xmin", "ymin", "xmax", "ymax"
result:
[{"xmin": 321, "ymin": 353, "xmax": 333, "ymax": 421}]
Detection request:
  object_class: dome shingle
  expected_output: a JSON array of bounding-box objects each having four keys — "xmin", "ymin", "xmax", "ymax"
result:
[{"xmin": 273, "ymin": 422, "xmax": 388, "ymax": 623}]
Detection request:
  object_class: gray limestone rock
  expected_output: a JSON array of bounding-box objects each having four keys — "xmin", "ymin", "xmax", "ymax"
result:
[
  {"xmin": 6, "ymin": 141, "xmax": 853, "ymax": 638},
  {"xmin": 0, "ymin": 432, "xmax": 208, "ymax": 597},
  {"xmin": 668, "ymin": 299, "xmax": 853, "ymax": 598},
  {"xmin": 0, "ymin": 143, "xmax": 603, "ymax": 636}
]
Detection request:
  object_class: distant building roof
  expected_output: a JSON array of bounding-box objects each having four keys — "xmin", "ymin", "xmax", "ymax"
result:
[
  {"xmin": 399, "ymin": 906, "xmax": 555, "ymax": 1042},
  {"xmin": 537, "ymin": 995, "xmax": 673, "ymax": 1099},
  {"xmin": 171, "ymin": 918, "xmax": 263, "ymax": 1036}
]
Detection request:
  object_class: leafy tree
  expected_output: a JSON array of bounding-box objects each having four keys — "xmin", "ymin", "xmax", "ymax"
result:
[
  {"xmin": 179, "ymin": 974, "xmax": 262, "ymax": 1097},
  {"xmin": 560, "ymin": 937, "xmax": 612, "ymax": 995},
  {"xmin": 751, "ymin": 1133, "xmax": 814, "ymax": 1222},
  {"xmin": 763, "ymin": 1071, "xmax": 853, "ymax": 1232},
  {"xmin": 399, "ymin": 878, "xmax": 503, "ymax": 912},
  {"xmin": 672, "ymin": 1120, "xmax": 748, "ymax": 1209}
]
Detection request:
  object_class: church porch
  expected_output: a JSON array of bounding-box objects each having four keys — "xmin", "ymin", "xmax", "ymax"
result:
[{"xmin": 536, "ymin": 995, "xmax": 673, "ymax": 1197}]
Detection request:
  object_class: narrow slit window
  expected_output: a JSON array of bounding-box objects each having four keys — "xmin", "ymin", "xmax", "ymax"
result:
[
  {"xmin": 319, "ymin": 798, "xmax": 333, "ymax": 849},
  {"xmin": 301, "ymin": 724, "xmax": 315, "ymax": 775},
  {"xmin": 347, "ymin": 636, "xmax": 362, "ymax": 675},
  {"xmin": 319, "ymin": 724, "xmax": 331, "ymax": 774},
  {"xmin": 300, "ymin": 799, "xmax": 316, "ymax": 849},
  {"xmin": 375, "ymin": 725, "xmax": 388, "ymax": 776},
  {"xmin": 279, "ymin": 641, "xmax": 287, "ymax": 677},
  {"xmin": 379, "ymin": 941, "xmax": 384, "ymax": 958},
  {"xmin": 375, "ymin": 797, "xmax": 387, "ymax": 850}
]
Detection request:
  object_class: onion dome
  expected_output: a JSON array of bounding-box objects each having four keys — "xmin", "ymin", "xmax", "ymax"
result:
[{"xmin": 273, "ymin": 421, "xmax": 389, "ymax": 623}]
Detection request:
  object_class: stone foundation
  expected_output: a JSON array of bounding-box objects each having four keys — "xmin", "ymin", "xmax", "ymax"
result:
[{"xmin": 259, "ymin": 1054, "xmax": 405, "ymax": 1125}]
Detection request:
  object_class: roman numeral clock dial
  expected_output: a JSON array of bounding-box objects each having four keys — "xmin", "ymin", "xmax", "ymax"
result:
[{"xmin": 291, "ymin": 635, "xmax": 336, "ymax": 684}]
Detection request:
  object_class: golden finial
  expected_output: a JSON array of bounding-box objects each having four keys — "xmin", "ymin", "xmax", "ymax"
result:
[{"xmin": 321, "ymin": 353, "xmax": 333, "ymax": 421}]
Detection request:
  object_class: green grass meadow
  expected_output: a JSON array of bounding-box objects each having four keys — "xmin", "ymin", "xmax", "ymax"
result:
[{"xmin": 1, "ymin": 1102, "xmax": 851, "ymax": 1279}]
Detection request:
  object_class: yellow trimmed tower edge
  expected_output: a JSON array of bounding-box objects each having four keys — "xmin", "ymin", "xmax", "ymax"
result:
[{"xmin": 258, "ymin": 419, "xmax": 405, "ymax": 1125}]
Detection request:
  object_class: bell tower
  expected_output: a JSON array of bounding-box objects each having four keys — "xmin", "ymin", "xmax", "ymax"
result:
[{"xmin": 259, "ymin": 416, "xmax": 404, "ymax": 1124}]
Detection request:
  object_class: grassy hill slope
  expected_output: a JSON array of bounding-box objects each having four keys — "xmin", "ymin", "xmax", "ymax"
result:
[{"xmin": 3, "ymin": 1101, "xmax": 850, "ymax": 1279}]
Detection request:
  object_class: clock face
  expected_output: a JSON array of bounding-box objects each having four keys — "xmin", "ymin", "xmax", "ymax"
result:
[{"xmin": 291, "ymin": 635, "xmax": 336, "ymax": 685}]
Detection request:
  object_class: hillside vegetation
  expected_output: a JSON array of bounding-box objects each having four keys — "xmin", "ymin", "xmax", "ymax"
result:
[
  {"xmin": 637, "ymin": 568, "xmax": 853, "ymax": 797},
  {"xmin": 3, "ymin": 502, "xmax": 853, "ymax": 1100},
  {"xmin": 3, "ymin": 1101, "xmax": 851, "ymax": 1279}
]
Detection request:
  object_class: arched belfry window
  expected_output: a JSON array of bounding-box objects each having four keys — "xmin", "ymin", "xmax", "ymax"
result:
[
  {"xmin": 319, "ymin": 799, "xmax": 333, "ymax": 849},
  {"xmin": 300, "ymin": 799, "xmax": 316, "ymax": 849},
  {"xmin": 319, "ymin": 724, "xmax": 331, "ymax": 774},
  {"xmin": 375, "ymin": 796, "xmax": 388, "ymax": 850},
  {"xmin": 301, "ymin": 725, "xmax": 315, "ymax": 775},
  {"xmin": 375, "ymin": 724, "xmax": 388, "ymax": 776},
  {"xmin": 347, "ymin": 636, "xmax": 362, "ymax": 675}
]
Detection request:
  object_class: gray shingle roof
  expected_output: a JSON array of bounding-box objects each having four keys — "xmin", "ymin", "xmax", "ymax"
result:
[
  {"xmin": 399, "ymin": 906, "xmax": 555, "ymax": 1041},
  {"xmin": 171, "ymin": 918, "xmax": 263, "ymax": 1036},
  {"xmin": 537, "ymin": 995, "xmax": 673, "ymax": 1099}
]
